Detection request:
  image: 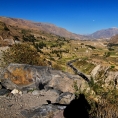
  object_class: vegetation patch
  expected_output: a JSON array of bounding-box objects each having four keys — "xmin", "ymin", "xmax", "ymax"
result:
[{"xmin": 2, "ymin": 43, "xmax": 46, "ymax": 66}]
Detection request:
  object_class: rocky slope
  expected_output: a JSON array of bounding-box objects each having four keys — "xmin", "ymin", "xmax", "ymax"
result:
[
  {"xmin": 91, "ymin": 64, "xmax": 118, "ymax": 89},
  {"xmin": 0, "ymin": 62, "xmax": 88, "ymax": 118},
  {"xmin": 88, "ymin": 27, "xmax": 118, "ymax": 39},
  {"xmin": 0, "ymin": 60, "xmax": 118, "ymax": 117},
  {"xmin": 109, "ymin": 34, "xmax": 118, "ymax": 44}
]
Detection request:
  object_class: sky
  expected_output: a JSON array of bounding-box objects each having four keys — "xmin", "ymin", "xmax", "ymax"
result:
[{"xmin": 0, "ymin": 0, "xmax": 118, "ymax": 34}]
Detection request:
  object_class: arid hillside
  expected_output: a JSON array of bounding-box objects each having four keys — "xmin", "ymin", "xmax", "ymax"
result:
[
  {"xmin": 109, "ymin": 34, "xmax": 118, "ymax": 44},
  {"xmin": 0, "ymin": 19, "xmax": 74, "ymax": 46},
  {"xmin": 0, "ymin": 16, "xmax": 83, "ymax": 39},
  {"xmin": 88, "ymin": 28, "xmax": 118, "ymax": 39}
]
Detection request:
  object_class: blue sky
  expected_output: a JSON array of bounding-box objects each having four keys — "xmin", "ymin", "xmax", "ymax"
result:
[{"xmin": 0, "ymin": 0, "xmax": 118, "ymax": 34}]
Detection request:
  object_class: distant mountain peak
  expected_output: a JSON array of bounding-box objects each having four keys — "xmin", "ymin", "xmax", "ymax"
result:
[{"xmin": 88, "ymin": 27, "xmax": 118, "ymax": 39}]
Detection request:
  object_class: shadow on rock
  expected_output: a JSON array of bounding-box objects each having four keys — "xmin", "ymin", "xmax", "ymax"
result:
[{"xmin": 63, "ymin": 94, "xmax": 91, "ymax": 118}]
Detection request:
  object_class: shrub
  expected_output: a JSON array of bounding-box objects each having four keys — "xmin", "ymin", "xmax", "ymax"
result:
[
  {"xmin": 110, "ymin": 65, "xmax": 115, "ymax": 69},
  {"xmin": 33, "ymin": 42, "xmax": 46, "ymax": 50},
  {"xmin": 2, "ymin": 44, "xmax": 45, "ymax": 66},
  {"xmin": 23, "ymin": 34, "xmax": 36, "ymax": 42},
  {"xmin": 72, "ymin": 80, "xmax": 80, "ymax": 98},
  {"xmin": 52, "ymin": 64, "xmax": 63, "ymax": 70},
  {"xmin": 85, "ymin": 45, "xmax": 96, "ymax": 49}
]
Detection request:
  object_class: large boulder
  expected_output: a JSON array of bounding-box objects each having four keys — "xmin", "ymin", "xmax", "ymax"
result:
[
  {"xmin": 47, "ymin": 70, "xmax": 86, "ymax": 93},
  {"xmin": 1, "ymin": 63, "xmax": 86, "ymax": 93},
  {"xmin": 1, "ymin": 63, "xmax": 52, "ymax": 90}
]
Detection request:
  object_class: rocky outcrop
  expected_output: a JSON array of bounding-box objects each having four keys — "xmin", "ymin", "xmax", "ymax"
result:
[
  {"xmin": 105, "ymin": 71, "xmax": 118, "ymax": 89},
  {"xmin": 91, "ymin": 65, "xmax": 118, "ymax": 89},
  {"xmin": 21, "ymin": 103, "xmax": 66, "ymax": 118},
  {"xmin": 56, "ymin": 92, "xmax": 75, "ymax": 104},
  {"xmin": 0, "ymin": 63, "xmax": 90, "ymax": 118},
  {"xmin": 91, "ymin": 65, "xmax": 101, "ymax": 78},
  {"xmin": 21, "ymin": 93, "xmax": 91, "ymax": 118},
  {"xmin": 1, "ymin": 63, "xmax": 86, "ymax": 93},
  {"xmin": 1, "ymin": 63, "xmax": 52, "ymax": 90}
]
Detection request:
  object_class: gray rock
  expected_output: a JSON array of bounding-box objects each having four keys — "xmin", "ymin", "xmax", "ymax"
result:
[
  {"xmin": 56, "ymin": 92, "xmax": 75, "ymax": 104},
  {"xmin": 0, "ymin": 89, "xmax": 10, "ymax": 96},
  {"xmin": 1, "ymin": 63, "xmax": 84, "ymax": 93},
  {"xmin": 32, "ymin": 90, "xmax": 40, "ymax": 96},
  {"xmin": 46, "ymin": 89, "xmax": 60, "ymax": 96},
  {"xmin": 0, "ymin": 84, "xmax": 2, "ymax": 89},
  {"xmin": 91, "ymin": 65, "xmax": 118, "ymax": 89},
  {"xmin": 22, "ymin": 90, "xmax": 28, "ymax": 94},
  {"xmin": 1, "ymin": 63, "xmax": 52, "ymax": 90},
  {"xmin": 53, "ymin": 110, "xmax": 64, "ymax": 118},
  {"xmin": 1, "ymin": 79, "xmax": 18, "ymax": 90},
  {"xmin": 21, "ymin": 104, "xmax": 66, "ymax": 118}
]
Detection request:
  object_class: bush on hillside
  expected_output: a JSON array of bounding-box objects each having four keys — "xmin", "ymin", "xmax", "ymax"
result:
[
  {"xmin": 22, "ymin": 34, "xmax": 36, "ymax": 42},
  {"xmin": 33, "ymin": 42, "xmax": 46, "ymax": 50},
  {"xmin": 2, "ymin": 44, "xmax": 45, "ymax": 66}
]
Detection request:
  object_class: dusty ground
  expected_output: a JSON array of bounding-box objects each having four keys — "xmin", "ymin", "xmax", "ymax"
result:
[{"xmin": 0, "ymin": 90, "xmax": 59, "ymax": 118}]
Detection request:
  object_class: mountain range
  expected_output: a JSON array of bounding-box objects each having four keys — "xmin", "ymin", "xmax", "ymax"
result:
[
  {"xmin": 0, "ymin": 16, "xmax": 118, "ymax": 40},
  {"xmin": 87, "ymin": 27, "xmax": 118, "ymax": 39},
  {"xmin": 0, "ymin": 16, "xmax": 82, "ymax": 39}
]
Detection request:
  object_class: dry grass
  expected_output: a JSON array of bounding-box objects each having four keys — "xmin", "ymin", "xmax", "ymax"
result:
[{"xmin": 4, "ymin": 67, "xmax": 33, "ymax": 85}]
